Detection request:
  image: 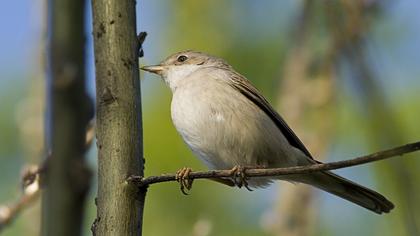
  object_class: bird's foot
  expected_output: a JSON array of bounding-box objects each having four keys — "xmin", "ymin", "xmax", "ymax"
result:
[
  {"xmin": 229, "ymin": 165, "xmax": 253, "ymax": 191},
  {"xmin": 175, "ymin": 167, "xmax": 193, "ymax": 195}
]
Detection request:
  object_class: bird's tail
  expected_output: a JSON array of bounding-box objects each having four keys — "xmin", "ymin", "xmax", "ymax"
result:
[{"xmin": 289, "ymin": 171, "xmax": 394, "ymax": 214}]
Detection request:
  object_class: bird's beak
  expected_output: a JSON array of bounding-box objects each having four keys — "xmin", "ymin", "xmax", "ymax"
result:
[{"xmin": 141, "ymin": 65, "xmax": 164, "ymax": 75}]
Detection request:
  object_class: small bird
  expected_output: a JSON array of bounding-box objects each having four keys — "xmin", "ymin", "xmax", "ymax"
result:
[{"xmin": 141, "ymin": 50, "xmax": 394, "ymax": 214}]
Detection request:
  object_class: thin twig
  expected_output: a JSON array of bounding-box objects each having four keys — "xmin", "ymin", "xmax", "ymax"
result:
[
  {"xmin": 0, "ymin": 165, "xmax": 41, "ymax": 232},
  {"xmin": 0, "ymin": 123, "xmax": 94, "ymax": 232},
  {"xmin": 128, "ymin": 141, "xmax": 420, "ymax": 187}
]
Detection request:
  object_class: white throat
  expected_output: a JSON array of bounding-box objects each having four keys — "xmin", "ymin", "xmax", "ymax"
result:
[{"xmin": 164, "ymin": 64, "xmax": 201, "ymax": 91}]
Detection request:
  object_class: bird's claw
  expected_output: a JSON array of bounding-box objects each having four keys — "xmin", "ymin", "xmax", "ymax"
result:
[
  {"xmin": 175, "ymin": 167, "xmax": 193, "ymax": 195},
  {"xmin": 229, "ymin": 165, "xmax": 253, "ymax": 191}
]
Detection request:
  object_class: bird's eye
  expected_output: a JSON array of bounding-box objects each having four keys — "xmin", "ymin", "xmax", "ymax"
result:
[{"xmin": 177, "ymin": 55, "xmax": 188, "ymax": 62}]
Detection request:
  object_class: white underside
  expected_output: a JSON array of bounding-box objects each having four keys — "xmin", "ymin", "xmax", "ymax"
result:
[{"xmin": 169, "ymin": 67, "xmax": 311, "ymax": 187}]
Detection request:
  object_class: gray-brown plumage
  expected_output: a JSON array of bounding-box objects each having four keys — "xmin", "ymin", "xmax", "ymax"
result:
[{"xmin": 141, "ymin": 50, "xmax": 394, "ymax": 214}]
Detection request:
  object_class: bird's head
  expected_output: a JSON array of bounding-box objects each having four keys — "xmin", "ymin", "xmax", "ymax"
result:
[{"xmin": 141, "ymin": 50, "xmax": 230, "ymax": 90}]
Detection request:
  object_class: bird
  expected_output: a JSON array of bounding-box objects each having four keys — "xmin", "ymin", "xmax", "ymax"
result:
[{"xmin": 141, "ymin": 50, "xmax": 394, "ymax": 214}]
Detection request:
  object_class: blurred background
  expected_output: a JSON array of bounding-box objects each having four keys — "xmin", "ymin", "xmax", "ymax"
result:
[{"xmin": 1, "ymin": 0, "xmax": 420, "ymax": 235}]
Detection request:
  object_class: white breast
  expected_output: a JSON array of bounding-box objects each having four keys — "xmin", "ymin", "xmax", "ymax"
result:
[
  {"xmin": 170, "ymin": 68, "xmax": 300, "ymax": 186},
  {"xmin": 213, "ymin": 112, "xmax": 225, "ymax": 122}
]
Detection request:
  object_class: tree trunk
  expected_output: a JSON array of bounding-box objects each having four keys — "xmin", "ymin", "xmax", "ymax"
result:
[
  {"xmin": 91, "ymin": 0, "xmax": 145, "ymax": 235},
  {"xmin": 41, "ymin": 0, "xmax": 92, "ymax": 235}
]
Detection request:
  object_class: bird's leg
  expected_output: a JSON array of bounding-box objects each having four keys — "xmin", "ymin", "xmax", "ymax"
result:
[
  {"xmin": 175, "ymin": 167, "xmax": 193, "ymax": 195},
  {"xmin": 229, "ymin": 165, "xmax": 253, "ymax": 191}
]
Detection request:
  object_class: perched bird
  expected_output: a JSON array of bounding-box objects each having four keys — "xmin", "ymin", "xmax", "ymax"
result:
[{"xmin": 141, "ymin": 50, "xmax": 394, "ymax": 214}]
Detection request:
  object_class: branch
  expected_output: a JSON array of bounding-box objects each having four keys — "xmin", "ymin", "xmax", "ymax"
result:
[
  {"xmin": 128, "ymin": 141, "xmax": 420, "ymax": 187},
  {"xmin": 0, "ymin": 165, "xmax": 41, "ymax": 232},
  {"xmin": 91, "ymin": 0, "xmax": 145, "ymax": 235},
  {"xmin": 42, "ymin": 0, "xmax": 92, "ymax": 235},
  {"xmin": 0, "ymin": 122, "xmax": 95, "ymax": 233}
]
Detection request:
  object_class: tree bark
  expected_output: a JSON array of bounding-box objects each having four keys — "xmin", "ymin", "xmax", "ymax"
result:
[
  {"xmin": 91, "ymin": 0, "xmax": 145, "ymax": 235},
  {"xmin": 41, "ymin": 0, "xmax": 92, "ymax": 235}
]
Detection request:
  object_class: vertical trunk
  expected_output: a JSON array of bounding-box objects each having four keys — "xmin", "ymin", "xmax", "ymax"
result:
[
  {"xmin": 91, "ymin": 0, "xmax": 145, "ymax": 235},
  {"xmin": 270, "ymin": 3, "xmax": 318, "ymax": 236},
  {"xmin": 42, "ymin": 0, "xmax": 92, "ymax": 235},
  {"xmin": 269, "ymin": 2, "xmax": 337, "ymax": 235}
]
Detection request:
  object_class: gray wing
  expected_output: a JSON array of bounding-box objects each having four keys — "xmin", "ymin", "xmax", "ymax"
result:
[{"xmin": 225, "ymin": 70, "xmax": 314, "ymax": 159}]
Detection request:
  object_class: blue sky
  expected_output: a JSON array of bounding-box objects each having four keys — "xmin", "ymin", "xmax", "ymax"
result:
[
  {"xmin": 1, "ymin": 1, "xmax": 419, "ymax": 91},
  {"xmin": 0, "ymin": 1, "xmax": 43, "ymax": 80}
]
